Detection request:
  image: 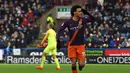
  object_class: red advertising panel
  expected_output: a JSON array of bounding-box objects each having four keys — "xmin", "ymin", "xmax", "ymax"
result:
[{"xmin": 105, "ymin": 49, "xmax": 130, "ymax": 56}]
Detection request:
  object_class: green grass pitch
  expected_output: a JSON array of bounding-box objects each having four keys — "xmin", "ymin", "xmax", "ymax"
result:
[{"xmin": 0, "ymin": 64, "xmax": 129, "ymax": 73}]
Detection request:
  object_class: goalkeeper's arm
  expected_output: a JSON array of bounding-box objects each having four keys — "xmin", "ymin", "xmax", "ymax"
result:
[{"xmin": 41, "ymin": 32, "xmax": 49, "ymax": 45}]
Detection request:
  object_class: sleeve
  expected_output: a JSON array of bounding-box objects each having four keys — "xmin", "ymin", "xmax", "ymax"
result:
[
  {"xmin": 82, "ymin": 9, "xmax": 95, "ymax": 22},
  {"xmin": 41, "ymin": 30, "xmax": 50, "ymax": 44},
  {"xmin": 56, "ymin": 21, "xmax": 68, "ymax": 40},
  {"xmin": 87, "ymin": 13, "xmax": 95, "ymax": 22}
]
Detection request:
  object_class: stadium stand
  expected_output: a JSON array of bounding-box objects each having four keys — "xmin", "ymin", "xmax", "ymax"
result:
[
  {"xmin": 0, "ymin": 0, "xmax": 72, "ymax": 48},
  {"xmin": 0, "ymin": 0, "xmax": 45, "ymax": 48}
]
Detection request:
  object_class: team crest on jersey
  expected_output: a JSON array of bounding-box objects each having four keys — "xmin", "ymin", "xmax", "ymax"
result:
[{"xmin": 79, "ymin": 21, "xmax": 82, "ymax": 25}]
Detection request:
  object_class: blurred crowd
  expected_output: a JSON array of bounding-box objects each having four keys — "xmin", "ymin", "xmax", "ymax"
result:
[
  {"xmin": 60, "ymin": 0, "xmax": 130, "ymax": 48},
  {"xmin": 0, "ymin": 0, "xmax": 42, "ymax": 49},
  {"xmin": 0, "ymin": 0, "xmax": 72, "ymax": 49}
]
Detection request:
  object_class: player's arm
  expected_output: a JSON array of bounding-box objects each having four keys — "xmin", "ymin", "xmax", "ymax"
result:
[
  {"xmin": 82, "ymin": 9, "xmax": 95, "ymax": 22},
  {"xmin": 56, "ymin": 22, "xmax": 68, "ymax": 40},
  {"xmin": 41, "ymin": 31, "xmax": 49, "ymax": 44},
  {"xmin": 56, "ymin": 22, "xmax": 68, "ymax": 50}
]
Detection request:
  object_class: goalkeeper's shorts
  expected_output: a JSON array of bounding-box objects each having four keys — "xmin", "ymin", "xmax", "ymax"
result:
[{"xmin": 43, "ymin": 45, "xmax": 57, "ymax": 55}]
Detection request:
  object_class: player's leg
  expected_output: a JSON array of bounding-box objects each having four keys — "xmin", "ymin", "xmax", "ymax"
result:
[
  {"xmin": 77, "ymin": 59, "xmax": 85, "ymax": 71},
  {"xmin": 77, "ymin": 45, "xmax": 86, "ymax": 71},
  {"xmin": 40, "ymin": 52, "xmax": 46, "ymax": 68},
  {"xmin": 70, "ymin": 58, "xmax": 78, "ymax": 73},
  {"xmin": 51, "ymin": 47, "xmax": 61, "ymax": 70},
  {"xmin": 36, "ymin": 46, "xmax": 50, "ymax": 70},
  {"xmin": 52, "ymin": 54, "xmax": 61, "ymax": 70},
  {"xmin": 68, "ymin": 46, "xmax": 78, "ymax": 73},
  {"xmin": 36, "ymin": 52, "xmax": 46, "ymax": 70}
]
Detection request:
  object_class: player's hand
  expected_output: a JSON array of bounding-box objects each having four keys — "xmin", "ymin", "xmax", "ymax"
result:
[
  {"xmin": 43, "ymin": 43, "xmax": 47, "ymax": 47},
  {"xmin": 82, "ymin": 9, "xmax": 89, "ymax": 15},
  {"xmin": 57, "ymin": 39, "xmax": 61, "ymax": 50},
  {"xmin": 37, "ymin": 44, "xmax": 42, "ymax": 48},
  {"xmin": 82, "ymin": 9, "xmax": 96, "ymax": 21}
]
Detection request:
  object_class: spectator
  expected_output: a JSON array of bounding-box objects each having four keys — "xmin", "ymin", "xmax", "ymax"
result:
[
  {"xmin": 37, "ymin": 4, "xmax": 42, "ymax": 13},
  {"xmin": 6, "ymin": 41, "xmax": 11, "ymax": 55},
  {"xmin": 126, "ymin": 39, "xmax": 130, "ymax": 47},
  {"xmin": 21, "ymin": 32, "xmax": 27, "ymax": 48},
  {"xmin": 109, "ymin": 38, "xmax": 116, "ymax": 48},
  {"xmin": 22, "ymin": 18, "xmax": 29, "ymax": 27},
  {"xmin": 0, "ymin": 34, "xmax": 4, "ymax": 48},
  {"xmin": 27, "ymin": 8, "xmax": 34, "ymax": 23},
  {"xmin": 42, "ymin": 4, "xmax": 46, "ymax": 13},
  {"xmin": 62, "ymin": 31, "xmax": 68, "ymax": 47},
  {"xmin": 33, "ymin": 7, "xmax": 41, "ymax": 17}
]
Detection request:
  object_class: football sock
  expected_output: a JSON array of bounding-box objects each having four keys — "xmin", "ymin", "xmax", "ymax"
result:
[
  {"xmin": 79, "ymin": 65, "xmax": 84, "ymax": 71},
  {"xmin": 54, "ymin": 58, "xmax": 60, "ymax": 68},
  {"xmin": 40, "ymin": 56, "xmax": 46, "ymax": 68},
  {"xmin": 72, "ymin": 66, "xmax": 77, "ymax": 73}
]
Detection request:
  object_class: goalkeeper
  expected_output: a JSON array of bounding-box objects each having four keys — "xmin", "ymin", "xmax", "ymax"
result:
[{"xmin": 36, "ymin": 23, "xmax": 61, "ymax": 70}]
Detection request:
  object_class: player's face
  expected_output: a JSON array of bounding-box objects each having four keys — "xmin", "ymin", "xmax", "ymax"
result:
[{"xmin": 75, "ymin": 8, "xmax": 82, "ymax": 17}]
